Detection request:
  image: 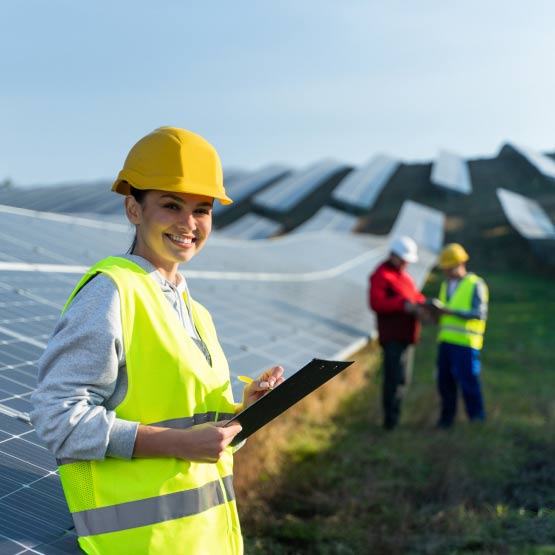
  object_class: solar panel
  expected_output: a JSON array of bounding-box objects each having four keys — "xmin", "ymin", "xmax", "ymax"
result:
[
  {"xmin": 213, "ymin": 165, "xmax": 290, "ymax": 216},
  {"xmin": 496, "ymin": 188, "xmax": 555, "ymax": 239},
  {"xmin": 0, "ymin": 182, "xmax": 119, "ymax": 215},
  {"xmin": 0, "ymin": 411, "xmax": 78, "ymax": 555},
  {"xmin": 252, "ymin": 159, "xmax": 349, "ymax": 213},
  {"xmin": 430, "ymin": 150, "xmax": 472, "ymax": 194},
  {"xmin": 507, "ymin": 143, "xmax": 555, "ymax": 181},
  {"xmin": 389, "ymin": 200, "xmax": 445, "ymax": 254},
  {"xmin": 332, "ymin": 154, "xmax": 400, "ymax": 210},
  {"xmin": 290, "ymin": 206, "xmax": 358, "ymax": 234},
  {"xmin": 216, "ymin": 213, "xmax": 283, "ymax": 239}
]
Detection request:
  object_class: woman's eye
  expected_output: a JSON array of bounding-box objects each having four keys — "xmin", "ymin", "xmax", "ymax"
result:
[{"xmin": 164, "ymin": 203, "xmax": 180, "ymax": 211}]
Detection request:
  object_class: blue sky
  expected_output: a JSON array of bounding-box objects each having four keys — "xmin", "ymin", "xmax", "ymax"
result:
[{"xmin": 1, "ymin": 1, "xmax": 554, "ymax": 186}]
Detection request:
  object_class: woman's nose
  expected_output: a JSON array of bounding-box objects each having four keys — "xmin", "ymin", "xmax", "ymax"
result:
[{"xmin": 178, "ymin": 210, "xmax": 196, "ymax": 230}]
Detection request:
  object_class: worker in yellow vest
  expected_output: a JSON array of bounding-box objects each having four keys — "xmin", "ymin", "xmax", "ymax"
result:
[
  {"xmin": 431, "ymin": 243, "xmax": 489, "ymax": 428},
  {"xmin": 31, "ymin": 127, "xmax": 284, "ymax": 555}
]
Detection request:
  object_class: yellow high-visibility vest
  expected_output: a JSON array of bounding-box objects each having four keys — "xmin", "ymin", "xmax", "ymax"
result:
[
  {"xmin": 438, "ymin": 273, "xmax": 488, "ymax": 350},
  {"xmin": 58, "ymin": 257, "xmax": 242, "ymax": 555}
]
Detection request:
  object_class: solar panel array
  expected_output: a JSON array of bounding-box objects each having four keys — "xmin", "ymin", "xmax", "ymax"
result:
[{"xmin": 430, "ymin": 149, "xmax": 472, "ymax": 195}]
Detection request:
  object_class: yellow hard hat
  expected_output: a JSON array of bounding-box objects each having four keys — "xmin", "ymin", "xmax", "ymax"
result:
[
  {"xmin": 111, "ymin": 127, "xmax": 232, "ymax": 204},
  {"xmin": 438, "ymin": 243, "xmax": 469, "ymax": 269}
]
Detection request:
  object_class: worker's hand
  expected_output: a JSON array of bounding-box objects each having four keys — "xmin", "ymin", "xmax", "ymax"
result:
[
  {"xmin": 174, "ymin": 422, "xmax": 243, "ymax": 463},
  {"xmin": 240, "ymin": 365, "xmax": 285, "ymax": 409},
  {"xmin": 428, "ymin": 298, "xmax": 445, "ymax": 311},
  {"xmin": 417, "ymin": 305, "xmax": 437, "ymax": 323},
  {"xmin": 413, "ymin": 304, "xmax": 428, "ymax": 320},
  {"xmin": 133, "ymin": 422, "xmax": 242, "ymax": 463}
]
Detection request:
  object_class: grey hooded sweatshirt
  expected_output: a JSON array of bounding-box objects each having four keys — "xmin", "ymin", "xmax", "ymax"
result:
[{"xmin": 30, "ymin": 255, "xmax": 210, "ymax": 461}]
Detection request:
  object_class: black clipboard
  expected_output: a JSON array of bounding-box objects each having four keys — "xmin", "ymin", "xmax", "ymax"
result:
[{"xmin": 225, "ymin": 358, "xmax": 354, "ymax": 446}]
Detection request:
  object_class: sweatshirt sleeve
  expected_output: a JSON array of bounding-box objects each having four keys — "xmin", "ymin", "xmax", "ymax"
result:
[
  {"xmin": 369, "ymin": 269, "xmax": 408, "ymax": 313},
  {"xmin": 30, "ymin": 275, "xmax": 139, "ymax": 461}
]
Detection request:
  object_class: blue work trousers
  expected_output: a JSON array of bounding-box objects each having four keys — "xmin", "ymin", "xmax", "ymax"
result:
[{"xmin": 437, "ymin": 342, "xmax": 485, "ymax": 426}]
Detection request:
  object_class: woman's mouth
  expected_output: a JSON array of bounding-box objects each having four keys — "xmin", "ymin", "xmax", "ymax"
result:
[{"xmin": 167, "ymin": 234, "xmax": 195, "ymax": 247}]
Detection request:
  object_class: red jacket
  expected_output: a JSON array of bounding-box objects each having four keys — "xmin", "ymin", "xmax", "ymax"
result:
[{"xmin": 369, "ymin": 260, "xmax": 425, "ymax": 345}]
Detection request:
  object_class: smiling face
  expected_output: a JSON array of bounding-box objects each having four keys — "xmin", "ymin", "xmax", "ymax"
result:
[{"xmin": 125, "ymin": 190, "xmax": 213, "ymax": 281}]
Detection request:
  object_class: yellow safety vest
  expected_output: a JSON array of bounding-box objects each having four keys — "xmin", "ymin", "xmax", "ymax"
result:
[
  {"xmin": 57, "ymin": 256, "xmax": 243, "ymax": 555},
  {"xmin": 438, "ymin": 273, "xmax": 488, "ymax": 350}
]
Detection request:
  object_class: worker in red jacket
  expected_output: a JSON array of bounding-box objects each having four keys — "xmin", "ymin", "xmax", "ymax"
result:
[{"xmin": 369, "ymin": 236, "xmax": 426, "ymax": 429}]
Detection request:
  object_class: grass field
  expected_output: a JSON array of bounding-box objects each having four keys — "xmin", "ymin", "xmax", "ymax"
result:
[{"xmin": 234, "ymin": 268, "xmax": 555, "ymax": 555}]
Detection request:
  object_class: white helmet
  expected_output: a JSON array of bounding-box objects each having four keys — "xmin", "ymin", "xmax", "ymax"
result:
[{"xmin": 390, "ymin": 236, "xmax": 419, "ymax": 263}]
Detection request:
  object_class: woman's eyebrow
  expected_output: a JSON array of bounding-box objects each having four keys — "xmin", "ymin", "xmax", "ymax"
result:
[
  {"xmin": 160, "ymin": 194, "xmax": 213, "ymax": 208},
  {"xmin": 160, "ymin": 194, "xmax": 186, "ymax": 204}
]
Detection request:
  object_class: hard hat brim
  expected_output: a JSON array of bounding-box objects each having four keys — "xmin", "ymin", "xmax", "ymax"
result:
[
  {"xmin": 390, "ymin": 248, "xmax": 418, "ymax": 263},
  {"xmin": 437, "ymin": 256, "xmax": 469, "ymax": 269},
  {"xmin": 111, "ymin": 172, "xmax": 233, "ymax": 205},
  {"xmin": 402, "ymin": 253, "xmax": 419, "ymax": 263}
]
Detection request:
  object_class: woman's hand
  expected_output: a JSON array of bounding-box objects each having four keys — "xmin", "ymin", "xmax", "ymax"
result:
[
  {"xmin": 174, "ymin": 422, "xmax": 243, "ymax": 463},
  {"xmin": 133, "ymin": 421, "xmax": 243, "ymax": 463},
  {"xmin": 239, "ymin": 365, "xmax": 285, "ymax": 410}
]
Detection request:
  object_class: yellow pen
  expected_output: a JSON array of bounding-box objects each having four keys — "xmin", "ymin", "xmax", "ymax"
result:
[{"xmin": 237, "ymin": 375, "xmax": 273, "ymax": 390}]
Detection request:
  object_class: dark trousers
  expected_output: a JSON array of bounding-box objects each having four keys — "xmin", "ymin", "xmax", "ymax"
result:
[
  {"xmin": 437, "ymin": 342, "xmax": 485, "ymax": 426},
  {"xmin": 382, "ymin": 341, "xmax": 413, "ymax": 429}
]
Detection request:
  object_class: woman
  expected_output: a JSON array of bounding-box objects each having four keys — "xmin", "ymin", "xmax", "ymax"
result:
[{"xmin": 31, "ymin": 127, "xmax": 284, "ymax": 555}]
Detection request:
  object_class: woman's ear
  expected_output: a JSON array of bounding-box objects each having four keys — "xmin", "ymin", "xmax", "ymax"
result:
[{"xmin": 125, "ymin": 195, "xmax": 142, "ymax": 224}]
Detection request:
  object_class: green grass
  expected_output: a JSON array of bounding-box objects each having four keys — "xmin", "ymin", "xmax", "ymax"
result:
[{"xmin": 242, "ymin": 269, "xmax": 555, "ymax": 554}]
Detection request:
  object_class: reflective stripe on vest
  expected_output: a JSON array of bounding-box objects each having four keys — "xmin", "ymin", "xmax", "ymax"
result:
[
  {"xmin": 438, "ymin": 273, "xmax": 488, "ymax": 350},
  {"xmin": 58, "ymin": 257, "xmax": 243, "ymax": 555},
  {"xmin": 72, "ymin": 475, "xmax": 235, "ymax": 537}
]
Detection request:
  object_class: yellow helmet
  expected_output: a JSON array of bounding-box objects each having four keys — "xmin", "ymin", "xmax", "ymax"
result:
[
  {"xmin": 438, "ymin": 243, "xmax": 469, "ymax": 269},
  {"xmin": 111, "ymin": 127, "xmax": 233, "ymax": 204}
]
